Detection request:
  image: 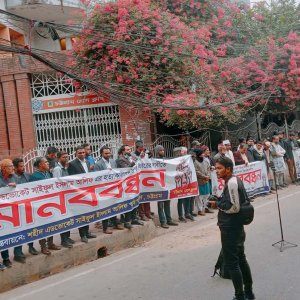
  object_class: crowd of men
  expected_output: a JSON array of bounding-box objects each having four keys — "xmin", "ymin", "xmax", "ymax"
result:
[{"xmin": 0, "ymin": 130, "xmax": 299, "ymax": 271}]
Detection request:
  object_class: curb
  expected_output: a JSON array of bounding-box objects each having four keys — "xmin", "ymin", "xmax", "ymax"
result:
[{"xmin": 0, "ymin": 221, "xmax": 157, "ymax": 293}]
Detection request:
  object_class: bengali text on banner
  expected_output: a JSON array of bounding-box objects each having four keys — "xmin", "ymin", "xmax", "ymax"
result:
[
  {"xmin": 0, "ymin": 156, "xmax": 198, "ymax": 251},
  {"xmin": 212, "ymin": 161, "xmax": 270, "ymax": 197}
]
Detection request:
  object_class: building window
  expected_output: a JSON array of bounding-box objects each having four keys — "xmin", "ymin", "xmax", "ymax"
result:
[{"xmin": 31, "ymin": 72, "xmax": 85, "ymax": 98}]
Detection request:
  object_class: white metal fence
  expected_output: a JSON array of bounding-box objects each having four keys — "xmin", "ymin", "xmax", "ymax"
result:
[{"xmin": 229, "ymin": 120, "xmax": 300, "ymax": 145}]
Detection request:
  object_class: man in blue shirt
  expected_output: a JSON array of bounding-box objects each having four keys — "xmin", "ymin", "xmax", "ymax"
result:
[
  {"xmin": 83, "ymin": 143, "xmax": 96, "ymax": 171},
  {"xmin": 53, "ymin": 151, "xmax": 75, "ymax": 248},
  {"xmin": 28, "ymin": 157, "xmax": 61, "ymax": 255}
]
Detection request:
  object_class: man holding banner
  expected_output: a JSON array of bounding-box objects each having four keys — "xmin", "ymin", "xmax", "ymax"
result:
[
  {"xmin": 0, "ymin": 159, "xmax": 25, "ymax": 267},
  {"xmin": 28, "ymin": 157, "xmax": 61, "ymax": 255},
  {"xmin": 0, "ymin": 155, "xmax": 199, "ymax": 253},
  {"xmin": 68, "ymin": 146, "xmax": 97, "ymax": 243}
]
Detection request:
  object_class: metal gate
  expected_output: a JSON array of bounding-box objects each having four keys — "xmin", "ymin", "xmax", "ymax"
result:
[
  {"xmin": 31, "ymin": 72, "xmax": 122, "ymax": 154},
  {"xmin": 33, "ymin": 105, "xmax": 122, "ymax": 154}
]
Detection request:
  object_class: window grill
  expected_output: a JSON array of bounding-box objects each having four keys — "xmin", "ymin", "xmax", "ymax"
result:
[{"xmin": 31, "ymin": 72, "xmax": 88, "ymax": 98}]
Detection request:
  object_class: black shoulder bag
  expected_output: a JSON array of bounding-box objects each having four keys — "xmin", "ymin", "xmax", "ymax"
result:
[{"xmin": 236, "ymin": 176, "xmax": 254, "ymax": 225}]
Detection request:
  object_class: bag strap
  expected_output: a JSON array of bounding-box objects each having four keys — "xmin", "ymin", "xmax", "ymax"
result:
[
  {"xmin": 222, "ymin": 176, "xmax": 248, "ymax": 205},
  {"xmin": 236, "ymin": 176, "xmax": 249, "ymax": 204}
]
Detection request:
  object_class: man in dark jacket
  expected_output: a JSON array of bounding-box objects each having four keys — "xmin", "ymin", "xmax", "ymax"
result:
[
  {"xmin": 28, "ymin": 157, "xmax": 61, "ymax": 255},
  {"xmin": 285, "ymin": 132, "xmax": 299, "ymax": 185},
  {"xmin": 53, "ymin": 151, "xmax": 75, "ymax": 248},
  {"xmin": 246, "ymin": 138, "xmax": 255, "ymax": 163},
  {"xmin": 214, "ymin": 157, "xmax": 255, "ymax": 300},
  {"xmin": 68, "ymin": 146, "xmax": 96, "ymax": 243},
  {"xmin": 233, "ymin": 144, "xmax": 249, "ymax": 166},
  {"xmin": 46, "ymin": 146, "xmax": 58, "ymax": 173},
  {"xmin": 0, "ymin": 159, "xmax": 25, "ymax": 267},
  {"xmin": 154, "ymin": 145, "xmax": 178, "ymax": 228},
  {"xmin": 131, "ymin": 140, "xmax": 152, "ymax": 221},
  {"xmin": 116, "ymin": 145, "xmax": 135, "ymax": 169},
  {"xmin": 13, "ymin": 158, "xmax": 31, "ymax": 184},
  {"xmin": 252, "ymin": 141, "xmax": 266, "ymax": 162},
  {"xmin": 116, "ymin": 145, "xmax": 143, "ymax": 228},
  {"xmin": 13, "ymin": 158, "xmax": 40, "ymax": 256},
  {"xmin": 94, "ymin": 146, "xmax": 124, "ymax": 233}
]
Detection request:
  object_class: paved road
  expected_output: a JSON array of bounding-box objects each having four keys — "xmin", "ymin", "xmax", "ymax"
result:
[{"xmin": 1, "ymin": 186, "xmax": 300, "ymax": 300}]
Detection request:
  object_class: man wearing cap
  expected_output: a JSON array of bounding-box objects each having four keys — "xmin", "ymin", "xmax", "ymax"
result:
[
  {"xmin": 223, "ymin": 140, "xmax": 235, "ymax": 166},
  {"xmin": 154, "ymin": 145, "xmax": 178, "ymax": 228}
]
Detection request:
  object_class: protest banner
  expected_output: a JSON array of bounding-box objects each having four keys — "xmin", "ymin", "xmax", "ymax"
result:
[
  {"xmin": 0, "ymin": 156, "xmax": 198, "ymax": 251},
  {"xmin": 293, "ymin": 149, "xmax": 300, "ymax": 179},
  {"xmin": 213, "ymin": 161, "xmax": 270, "ymax": 197}
]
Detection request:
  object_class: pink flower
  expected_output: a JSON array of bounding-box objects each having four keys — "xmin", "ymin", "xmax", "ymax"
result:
[
  {"xmin": 143, "ymin": 25, "xmax": 151, "ymax": 32},
  {"xmin": 118, "ymin": 7, "xmax": 129, "ymax": 18}
]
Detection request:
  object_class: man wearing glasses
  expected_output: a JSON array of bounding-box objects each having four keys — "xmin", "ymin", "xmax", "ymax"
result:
[{"xmin": 68, "ymin": 145, "xmax": 97, "ymax": 243}]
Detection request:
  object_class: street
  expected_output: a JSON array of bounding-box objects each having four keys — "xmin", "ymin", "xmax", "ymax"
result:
[{"xmin": 1, "ymin": 186, "xmax": 300, "ymax": 300}]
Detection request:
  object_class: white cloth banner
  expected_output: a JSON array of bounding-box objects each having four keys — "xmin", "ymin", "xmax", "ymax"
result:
[
  {"xmin": 272, "ymin": 156, "xmax": 286, "ymax": 173},
  {"xmin": 0, "ymin": 156, "xmax": 198, "ymax": 251},
  {"xmin": 213, "ymin": 161, "xmax": 270, "ymax": 197}
]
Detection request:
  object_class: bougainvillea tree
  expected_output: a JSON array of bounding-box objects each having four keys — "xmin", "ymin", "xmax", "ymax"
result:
[{"xmin": 71, "ymin": 0, "xmax": 300, "ymax": 129}]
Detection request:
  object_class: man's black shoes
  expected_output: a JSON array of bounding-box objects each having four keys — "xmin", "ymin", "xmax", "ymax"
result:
[
  {"xmin": 124, "ymin": 222, "xmax": 133, "ymax": 229},
  {"xmin": 61, "ymin": 241, "xmax": 73, "ymax": 248},
  {"xmin": 245, "ymin": 291, "xmax": 256, "ymax": 300},
  {"xmin": 233, "ymin": 291, "xmax": 256, "ymax": 300},
  {"xmin": 3, "ymin": 259, "xmax": 12, "ymax": 268},
  {"xmin": 14, "ymin": 256, "xmax": 26, "ymax": 264},
  {"xmin": 167, "ymin": 221, "xmax": 178, "ymax": 226},
  {"xmin": 29, "ymin": 246, "xmax": 39, "ymax": 255},
  {"xmin": 132, "ymin": 219, "xmax": 144, "ymax": 225},
  {"xmin": 86, "ymin": 232, "xmax": 97, "ymax": 239}
]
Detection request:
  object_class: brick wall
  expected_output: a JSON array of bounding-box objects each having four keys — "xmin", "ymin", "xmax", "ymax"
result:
[
  {"xmin": 0, "ymin": 73, "xmax": 36, "ymax": 159},
  {"xmin": 0, "ymin": 55, "xmax": 50, "ymax": 77},
  {"xmin": 119, "ymin": 106, "xmax": 154, "ymax": 147}
]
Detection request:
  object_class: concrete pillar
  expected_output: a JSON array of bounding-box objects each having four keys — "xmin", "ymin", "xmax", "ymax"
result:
[
  {"xmin": 0, "ymin": 75, "xmax": 22, "ymax": 157},
  {"xmin": 14, "ymin": 73, "xmax": 36, "ymax": 152}
]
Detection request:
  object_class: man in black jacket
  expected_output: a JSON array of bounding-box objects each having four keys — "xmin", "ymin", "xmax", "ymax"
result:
[
  {"xmin": 154, "ymin": 145, "xmax": 178, "ymax": 228},
  {"xmin": 116, "ymin": 145, "xmax": 143, "ymax": 228},
  {"xmin": 68, "ymin": 145, "xmax": 96, "ymax": 243},
  {"xmin": 94, "ymin": 146, "xmax": 124, "ymax": 233},
  {"xmin": 214, "ymin": 157, "xmax": 255, "ymax": 300}
]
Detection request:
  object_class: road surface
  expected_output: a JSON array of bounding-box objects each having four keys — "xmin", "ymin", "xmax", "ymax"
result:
[{"xmin": 1, "ymin": 186, "xmax": 300, "ymax": 300}]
